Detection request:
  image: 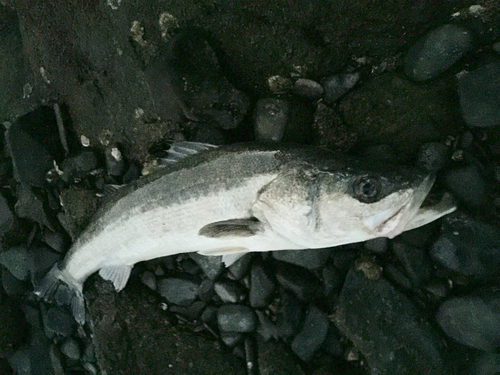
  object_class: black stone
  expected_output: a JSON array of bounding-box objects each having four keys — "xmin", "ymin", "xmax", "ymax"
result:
[
  {"xmin": 272, "ymin": 248, "xmax": 331, "ymax": 270},
  {"xmin": 214, "ymin": 279, "xmax": 246, "ymax": 303},
  {"xmin": 217, "ymin": 304, "xmax": 257, "ymax": 333},
  {"xmin": 391, "ymin": 240, "xmax": 432, "ymax": 287},
  {"xmin": 291, "ymin": 305, "xmax": 329, "ymax": 362},
  {"xmin": 189, "ymin": 253, "xmax": 224, "ymax": 280},
  {"xmin": 157, "ymin": 278, "xmax": 199, "ymax": 307},
  {"xmin": 249, "ymin": 262, "xmax": 275, "ymax": 308},
  {"xmin": 275, "ymin": 262, "xmax": 321, "ymax": 302}
]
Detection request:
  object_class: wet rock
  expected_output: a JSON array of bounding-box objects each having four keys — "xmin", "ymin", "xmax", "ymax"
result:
[
  {"xmin": 0, "ymin": 297, "xmax": 29, "ymax": 357},
  {"xmin": 122, "ymin": 162, "xmax": 141, "ymax": 184},
  {"xmin": 436, "ymin": 287, "xmax": 500, "ymax": 351},
  {"xmin": 459, "ymin": 61, "xmax": 500, "ymax": 127},
  {"xmin": 333, "ymin": 268, "xmax": 449, "ymax": 375},
  {"xmin": 43, "ymin": 306, "xmax": 76, "ymax": 337},
  {"xmin": 249, "ymin": 262, "xmax": 275, "ymax": 308},
  {"xmin": 276, "ymin": 292, "xmax": 304, "ymax": 338},
  {"xmin": 430, "ymin": 211, "xmax": 500, "ymax": 276},
  {"xmin": 1, "ymin": 268, "xmax": 28, "ymax": 297},
  {"xmin": 364, "ymin": 237, "xmax": 388, "ymax": 253},
  {"xmin": 272, "ymin": 248, "xmax": 331, "ymax": 270},
  {"xmin": 254, "ymin": 97, "xmax": 290, "ymax": 142},
  {"xmin": 391, "ymin": 240, "xmax": 432, "ymax": 287},
  {"xmin": 321, "ymin": 72, "xmax": 360, "ymax": 103},
  {"xmin": 59, "ymin": 188, "xmax": 98, "ymax": 237},
  {"xmin": 217, "ymin": 304, "xmax": 257, "ymax": 333},
  {"xmin": 0, "ymin": 193, "xmax": 13, "ymax": 236},
  {"xmin": 42, "ymin": 230, "xmax": 67, "ymax": 253},
  {"xmin": 255, "ymin": 310, "xmax": 279, "ymax": 341},
  {"xmin": 257, "ymin": 336, "xmax": 305, "ymax": 375},
  {"xmin": 140, "ymin": 271, "xmax": 157, "ymax": 290},
  {"xmin": 293, "ymin": 78, "xmax": 324, "ymax": 99},
  {"xmin": 61, "ymin": 151, "xmax": 98, "ymax": 182},
  {"xmin": 228, "ymin": 253, "xmax": 254, "ymax": 280},
  {"xmin": 276, "ymin": 262, "xmax": 321, "ymax": 302},
  {"xmin": 214, "ymin": 279, "xmax": 246, "ymax": 303},
  {"xmin": 198, "ymin": 278, "xmax": 215, "ymax": 302},
  {"xmin": 29, "ymin": 246, "xmax": 61, "ymax": 286},
  {"xmin": 21, "ymin": 303, "xmax": 41, "ymax": 328},
  {"xmin": 15, "ymin": 185, "xmax": 51, "ymax": 229},
  {"xmin": 321, "ymin": 263, "xmax": 342, "ymax": 297},
  {"xmin": 384, "ymin": 264, "xmax": 413, "ymax": 290},
  {"xmin": 189, "ymin": 253, "xmax": 224, "ymax": 280},
  {"xmin": 417, "ymin": 142, "xmax": 450, "ymax": 172},
  {"xmin": 443, "ymin": 163, "xmax": 488, "ymax": 208},
  {"xmin": 0, "ymin": 245, "xmax": 30, "ymax": 281},
  {"xmin": 104, "ymin": 146, "xmax": 125, "ymax": 177},
  {"xmin": 169, "ymin": 301, "xmax": 205, "ymax": 320},
  {"xmin": 404, "ymin": 24, "xmax": 472, "ymax": 81},
  {"xmin": 291, "ymin": 305, "xmax": 329, "ymax": 362},
  {"xmin": 60, "ymin": 338, "xmax": 80, "ymax": 361},
  {"xmin": 157, "ymin": 278, "xmax": 199, "ymax": 307}
]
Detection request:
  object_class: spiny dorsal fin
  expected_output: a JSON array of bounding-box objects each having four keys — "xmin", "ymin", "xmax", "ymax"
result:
[{"xmin": 161, "ymin": 141, "xmax": 218, "ymax": 164}]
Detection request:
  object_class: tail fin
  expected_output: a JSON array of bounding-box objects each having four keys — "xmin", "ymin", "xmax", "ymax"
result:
[{"xmin": 34, "ymin": 262, "xmax": 86, "ymax": 325}]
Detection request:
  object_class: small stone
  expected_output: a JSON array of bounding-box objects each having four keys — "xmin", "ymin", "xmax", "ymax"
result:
[
  {"xmin": 60, "ymin": 338, "xmax": 81, "ymax": 361},
  {"xmin": 291, "ymin": 306, "xmax": 329, "ymax": 362},
  {"xmin": 105, "ymin": 146, "xmax": 126, "ymax": 177},
  {"xmin": 214, "ymin": 279, "xmax": 246, "ymax": 303},
  {"xmin": 0, "ymin": 246, "xmax": 30, "ymax": 281},
  {"xmin": 267, "ymin": 75, "xmax": 293, "ymax": 93},
  {"xmin": 189, "ymin": 253, "xmax": 224, "ymax": 280},
  {"xmin": 437, "ymin": 287, "xmax": 500, "ymax": 351},
  {"xmin": 227, "ymin": 253, "xmax": 254, "ymax": 280},
  {"xmin": 44, "ymin": 307, "xmax": 76, "ymax": 337},
  {"xmin": 255, "ymin": 310, "xmax": 279, "ymax": 341},
  {"xmin": 293, "ymin": 78, "xmax": 324, "ymax": 99},
  {"xmin": 417, "ymin": 142, "xmax": 450, "ymax": 172},
  {"xmin": 275, "ymin": 262, "xmax": 321, "ymax": 302},
  {"xmin": 15, "ymin": 185, "xmax": 51, "ymax": 229},
  {"xmin": 1, "ymin": 268, "xmax": 29, "ymax": 297},
  {"xmin": 220, "ymin": 332, "xmax": 243, "ymax": 347},
  {"xmin": 42, "ymin": 230, "xmax": 67, "ymax": 253},
  {"xmin": 459, "ymin": 62, "xmax": 500, "ymax": 127},
  {"xmin": 201, "ymin": 305, "xmax": 217, "ymax": 323},
  {"xmin": 384, "ymin": 264, "xmax": 413, "ymax": 290},
  {"xmin": 61, "ymin": 151, "xmax": 98, "ymax": 182},
  {"xmin": 272, "ymin": 248, "xmax": 331, "ymax": 270},
  {"xmin": 157, "ymin": 278, "xmax": 198, "ymax": 306},
  {"xmin": 443, "ymin": 163, "xmax": 488, "ymax": 208},
  {"xmin": 276, "ymin": 292, "xmax": 304, "ymax": 338},
  {"xmin": 468, "ymin": 352, "xmax": 500, "ymax": 375},
  {"xmin": 169, "ymin": 300, "xmax": 205, "ymax": 319},
  {"xmin": 198, "ymin": 278, "xmax": 215, "ymax": 302},
  {"xmin": 217, "ymin": 304, "xmax": 257, "ymax": 333},
  {"xmin": 364, "ymin": 237, "xmax": 388, "ymax": 253},
  {"xmin": 391, "ymin": 241, "xmax": 432, "ymax": 287},
  {"xmin": 321, "ymin": 72, "xmax": 360, "ymax": 103},
  {"xmin": 122, "ymin": 163, "xmax": 141, "ymax": 184},
  {"xmin": 257, "ymin": 335, "xmax": 305, "ymax": 375},
  {"xmin": 140, "ymin": 271, "xmax": 157, "ymax": 290},
  {"xmin": 249, "ymin": 262, "xmax": 275, "ymax": 308},
  {"xmin": 0, "ymin": 193, "xmax": 13, "ymax": 236},
  {"xmin": 29, "ymin": 246, "xmax": 61, "ymax": 283},
  {"xmin": 254, "ymin": 98, "xmax": 290, "ymax": 142},
  {"xmin": 404, "ymin": 24, "xmax": 472, "ymax": 81},
  {"xmin": 321, "ymin": 263, "xmax": 342, "ymax": 297}
]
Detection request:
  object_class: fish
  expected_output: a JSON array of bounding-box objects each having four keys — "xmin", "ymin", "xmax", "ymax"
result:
[{"xmin": 34, "ymin": 142, "xmax": 456, "ymax": 324}]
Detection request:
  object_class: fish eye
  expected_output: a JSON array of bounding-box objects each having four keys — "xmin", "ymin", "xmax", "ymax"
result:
[{"xmin": 353, "ymin": 176, "xmax": 382, "ymax": 203}]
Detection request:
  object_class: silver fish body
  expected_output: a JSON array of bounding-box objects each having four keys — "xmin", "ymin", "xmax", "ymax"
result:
[{"xmin": 35, "ymin": 143, "xmax": 455, "ymax": 324}]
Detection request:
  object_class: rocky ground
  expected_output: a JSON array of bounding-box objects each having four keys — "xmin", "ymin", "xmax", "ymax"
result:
[{"xmin": 0, "ymin": 1, "xmax": 500, "ymax": 374}]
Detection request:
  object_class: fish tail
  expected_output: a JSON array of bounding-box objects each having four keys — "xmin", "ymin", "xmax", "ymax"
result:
[{"xmin": 34, "ymin": 262, "xmax": 86, "ymax": 325}]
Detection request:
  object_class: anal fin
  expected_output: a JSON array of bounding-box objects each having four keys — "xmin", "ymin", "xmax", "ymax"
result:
[{"xmin": 99, "ymin": 265, "xmax": 133, "ymax": 291}]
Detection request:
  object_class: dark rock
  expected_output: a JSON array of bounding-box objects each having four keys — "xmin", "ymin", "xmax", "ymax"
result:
[
  {"xmin": 86, "ymin": 277, "xmax": 247, "ymax": 374},
  {"xmin": 217, "ymin": 304, "xmax": 257, "ymax": 333},
  {"xmin": 321, "ymin": 262, "xmax": 342, "ymax": 297},
  {"xmin": 255, "ymin": 310, "xmax": 279, "ymax": 341},
  {"xmin": 1, "ymin": 268, "xmax": 29, "ymax": 297},
  {"xmin": 293, "ymin": 78, "xmax": 324, "ymax": 99},
  {"xmin": 312, "ymin": 102, "xmax": 357, "ymax": 152},
  {"xmin": 214, "ymin": 279, "xmax": 246, "ymax": 303},
  {"xmin": 0, "ymin": 358, "xmax": 12, "ymax": 375},
  {"xmin": 257, "ymin": 335, "xmax": 305, "ymax": 375},
  {"xmin": 417, "ymin": 142, "xmax": 450, "ymax": 172},
  {"xmin": 276, "ymin": 292, "xmax": 304, "ymax": 338},
  {"xmin": 399, "ymin": 221, "xmax": 441, "ymax": 248},
  {"xmin": 276, "ymin": 262, "xmax": 321, "ymax": 302},
  {"xmin": 333, "ymin": 268, "xmax": 449, "ymax": 375},
  {"xmin": 291, "ymin": 305, "xmax": 329, "ymax": 362},
  {"xmin": 364, "ymin": 237, "xmax": 388, "ymax": 253},
  {"xmin": 272, "ymin": 248, "xmax": 331, "ymax": 270},
  {"xmin": 0, "ymin": 193, "xmax": 13, "ymax": 236},
  {"xmin": 331, "ymin": 248, "xmax": 359, "ymax": 271},
  {"xmin": 384, "ymin": 264, "xmax": 413, "ymax": 290},
  {"xmin": 321, "ymin": 325, "xmax": 343, "ymax": 357},
  {"xmin": 424, "ymin": 279, "xmax": 450, "ymax": 300},
  {"xmin": 8, "ymin": 329, "xmax": 54, "ymax": 375},
  {"xmin": 29, "ymin": 246, "xmax": 61, "ymax": 284},
  {"xmin": 0, "ymin": 245, "xmax": 30, "ymax": 281},
  {"xmin": 122, "ymin": 162, "xmax": 141, "ymax": 184},
  {"xmin": 179, "ymin": 258, "xmax": 201, "ymax": 275},
  {"xmin": 254, "ymin": 98, "xmax": 290, "ymax": 142},
  {"xmin": 59, "ymin": 188, "xmax": 98, "ymax": 237},
  {"xmin": 157, "ymin": 278, "xmax": 199, "ymax": 307},
  {"xmin": 391, "ymin": 240, "xmax": 432, "ymax": 287},
  {"xmin": 14, "ymin": 185, "xmax": 52, "ymax": 229},
  {"xmin": 140, "ymin": 271, "xmax": 157, "ymax": 290},
  {"xmin": 44, "ymin": 306, "xmax": 76, "ymax": 337},
  {"xmin": 189, "ymin": 253, "xmax": 224, "ymax": 280},
  {"xmin": 468, "ymin": 352, "xmax": 500, "ymax": 375},
  {"xmin": 60, "ymin": 338, "xmax": 80, "ymax": 361},
  {"xmin": 227, "ymin": 253, "xmax": 254, "ymax": 280},
  {"xmin": 104, "ymin": 146, "xmax": 125, "ymax": 177},
  {"xmin": 220, "ymin": 332, "xmax": 243, "ymax": 347},
  {"xmin": 249, "ymin": 262, "xmax": 275, "ymax": 308},
  {"xmin": 42, "ymin": 230, "xmax": 67, "ymax": 253},
  {"xmin": 0, "ymin": 297, "xmax": 29, "ymax": 357},
  {"xmin": 404, "ymin": 24, "xmax": 472, "ymax": 81},
  {"xmin": 61, "ymin": 151, "xmax": 98, "ymax": 182},
  {"xmin": 21, "ymin": 303, "xmax": 41, "ymax": 328},
  {"xmin": 459, "ymin": 61, "xmax": 500, "ymax": 127},
  {"xmin": 321, "ymin": 73, "xmax": 360, "ymax": 103},
  {"xmin": 443, "ymin": 163, "xmax": 488, "ymax": 208},
  {"xmin": 191, "ymin": 123, "xmax": 226, "ymax": 145},
  {"xmin": 198, "ymin": 278, "xmax": 215, "ymax": 302},
  {"xmin": 437, "ymin": 287, "xmax": 500, "ymax": 352},
  {"xmin": 201, "ymin": 305, "xmax": 217, "ymax": 324},
  {"xmin": 430, "ymin": 211, "xmax": 500, "ymax": 276},
  {"xmin": 169, "ymin": 300, "xmax": 205, "ymax": 319}
]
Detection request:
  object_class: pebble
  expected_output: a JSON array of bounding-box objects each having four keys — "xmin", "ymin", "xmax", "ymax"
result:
[
  {"xmin": 391, "ymin": 241, "xmax": 432, "ymax": 287},
  {"xmin": 276, "ymin": 262, "xmax": 321, "ymax": 302},
  {"xmin": 436, "ymin": 287, "xmax": 500, "ymax": 351},
  {"xmin": 189, "ymin": 253, "xmax": 224, "ymax": 280},
  {"xmin": 157, "ymin": 278, "xmax": 199, "ymax": 307},
  {"xmin": 105, "ymin": 146, "xmax": 125, "ymax": 177},
  {"xmin": 334, "ymin": 268, "xmax": 449, "ymax": 374},
  {"xmin": 0, "ymin": 245, "xmax": 30, "ymax": 281},
  {"xmin": 214, "ymin": 279, "xmax": 246, "ymax": 303},
  {"xmin": 256, "ymin": 310, "xmax": 279, "ymax": 341},
  {"xmin": 364, "ymin": 237, "xmax": 388, "ymax": 253},
  {"xmin": 217, "ymin": 304, "xmax": 257, "ymax": 333},
  {"xmin": 220, "ymin": 332, "xmax": 243, "ymax": 347},
  {"xmin": 60, "ymin": 338, "xmax": 81, "ymax": 361},
  {"xmin": 272, "ymin": 248, "xmax": 331, "ymax": 270},
  {"xmin": 417, "ymin": 142, "xmax": 450, "ymax": 172},
  {"xmin": 227, "ymin": 253, "xmax": 254, "ymax": 280},
  {"xmin": 443, "ymin": 163, "xmax": 488, "ymax": 208},
  {"xmin": 291, "ymin": 305, "xmax": 329, "ymax": 362},
  {"xmin": 61, "ymin": 151, "xmax": 98, "ymax": 182},
  {"xmin": 140, "ymin": 271, "xmax": 157, "ymax": 290},
  {"xmin": 321, "ymin": 263, "xmax": 342, "ymax": 297},
  {"xmin": 249, "ymin": 262, "xmax": 275, "ymax": 308},
  {"xmin": 459, "ymin": 62, "xmax": 500, "ymax": 127},
  {"xmin": 292, "ymin": 78, "xmax": 324, "ymax": 99},
  {"xmin": 404, "ymin": 24, "xmax": 472, "ymax": 81},
  {"xmin": 197, "ymin": 278, "xmax": 215, "ymax": 302},
  {"xmin": 321, "ymin": 72, "xmax": 360, "ymax": 103},
  {"xmin": 15, "ymin": 185, "xmax": 51, "ymax": 229},
  {"xmin": 430, "ymin": 211, "xmax": 500, "ymax": 276},
  {"xmin": 276, "ymin": 292, "xmax": 304, "ymax": 338},
  {"xmin": 42, "ymin": 230, "xmax": 67, "ymax": 253},
  {"xmin": 44, "ymin": 307, "xmax": 76, "ymax": 337},
  {"xmin": 0, "ymin": 193, "xmax": 13, "ymax": 236},
  {"xmin": 29, "ymin": 246, "xmax": 61, "ymax": 283},
  {"xmin": 1, "ymin": 268, "xmax": 28, "ymax": 297},
  {"xmin": 254, "ymin": 97, "xmax": 290, "ymax": 142}
]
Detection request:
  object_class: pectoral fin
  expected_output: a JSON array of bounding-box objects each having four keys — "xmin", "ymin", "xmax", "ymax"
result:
[
  {"xmin": 198, "ymin": 218, "xmax": 263, "ymax": 238},
  {"xmin": 99, "ymin": 265, "xmax": 133, "ymax": 291}
]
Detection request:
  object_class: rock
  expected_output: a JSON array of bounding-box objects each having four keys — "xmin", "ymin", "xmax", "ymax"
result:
[
  {"xmin": 276, "ymin": 262, "xmax": 321, "ymax": 301},
  {"xmin": 436, "ymin": 287, "xmax": 500, "ymax": 351},
  {"xmin": 255, "ymin": 310, "xmax": 279, "ymax": 341},
  {"xmin": 29, "ymin": 246, "xmax": 61, "ymax": 283},
  {"xmin": 249, "ymin": 262, "xmax": 275, "ymax": 308},
  {"xmin": 1, "ymin": 268, "xmax": 29, "ymax": 297},
  {"xmin": 0, "ymin": 193, "xmax": 13, "ymax": 236},
  {"xmin": 254, "ymin": 97, "xmax": 290, "ymax": 142},
  {"xmin": 333, "ymin": 268, "xmax": 449, "ymax": 375},
  {"xmin": 217, "ymin": 304, "xmax": 257, "ymax": 333},
  {"xmin": 104, "ymin": 146, "xmax": 125, "ymax": 177},
  {"xmin": 391, "ymin": 240, "xmax": 432, "ymax": 287},
  {"xmin": 468, "ymin": 352, "xmax": 500, "ymax": 375},
  {"xmin": 42, "ymin": 230, "xmax": 67, "ymax": 253},
  {"xmin": 214, "ymin": 279, "xmax": 246, "ymax": 303},
  {"xmin": 291, "ymin": 305, "xmax": 329, "ymax": 362},
  {"xmin": 417, "ymin": 142, "xmax": 450, "ymax": 172},
  {"xmin": 293, "ymin": 78, "xmax": 324, "ymax": 99},
  {"xmin": 227, "ymin": 253, "xmax": 254, "ymax": 280},
  {"xmin": 257, "ymin": 336, "xmax": 305, "ymax": 375},
  {"xmin": 60, "ymin": 338, "xmax": 81, "ymax": 361},
  {"xmin": 459, "ymin": 61, "xmax": 500, "ymax": 127},
  {"xmin": 321, "ymin": 73, "xmax": 360, "ymax": 103},
  {"xmin": 430, "ymin": 211, "xmax": 500, "ymax": 276},
  {"xmin": 14, "ymin": 185, "xmax": 52, "ymax": 229},
  {"xmin": 43, "ymin": 306, "xmax": 76, "ymax": 337},
  {"xmin": 276, "ymin": 292, "xmax": 304, "ymax": 338},
  {"xmin": 169, "ymin": 301, "xmax": 205, "ymax": 320},
  {"xmin": 189, "ymin": 253, "xmax": 224, "ymax": 280},
  {"xmin": 364, "ymin": 237, "xmax": 389, "ymax": 253},
  {"xmin": 122, "ymin": 162, "xmax": 141, "ymax": 184},
  {"xmin": 0, "ymin": 297, "xmax": 29, "ymax": 358},
  {"xmin": 59, "ymin": 188, "xmax": 98, "ymax": 237},
  {"xmin": 443, "ymin": 163, "xmax": 488, "ymax": 208},
  {"xmin": 61, "ymin": 151, "xmax": 98, "ymax": 182},
  {"xmin": 140, "ymin": 271, "xmax": 157, "ymax": 290},
  {"xmin": 191, "ymin": 123, "xmax": 226, "ymax": 145},
  {"xmin": 220, "ymin": 332, "xmax": 243, "ymax": 347},
  {"xmin": 157, "ymin": 278, "xmax": 199, "ymax": 307},
  {"xmin": 198, "ymin": 278, "xmax": 215, "ymax": 302},
  {"xmin": 404, "ymin": 24, "xmax": 472, "ymax": 81},
  {"xmin": 272, "ymin": 248, "xmax": 331, "ymax": 270},
  {"xmin": 312, "ymin": 102, "xmax": 357, "ymax": 152},
  {"xmin": 0, "ymin": 246, "xmax": 30, "ymax": 281},
  {"xmin": 321, "ymin": 263, "xmax": 342, "ymax": 297}
]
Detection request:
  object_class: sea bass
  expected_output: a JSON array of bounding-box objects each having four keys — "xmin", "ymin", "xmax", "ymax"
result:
[{"xmin": 35, "ymin": 142, "xmax": 456, "ymax": 324}]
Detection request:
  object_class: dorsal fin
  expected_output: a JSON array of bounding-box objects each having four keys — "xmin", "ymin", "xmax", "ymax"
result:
[{"xmin": 161, "ymin": 141, "xmax": 218, "ymax": 164}]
